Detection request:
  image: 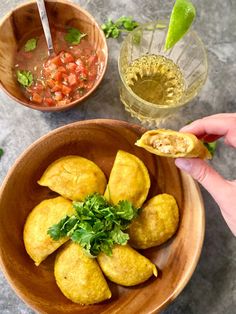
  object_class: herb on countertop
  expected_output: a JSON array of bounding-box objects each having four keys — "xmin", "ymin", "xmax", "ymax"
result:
[
  {"xmin": 203, "ymin": 141, "xmax": 217, "ymax": 157},
  {"xmin": 24, "ymin": 38, "xmax": 37, "ymax": 52},
  {"xmin": 0, "ymin": 148, "xmax": 4, "ymax": 158},
  {"xmin": 64, "ymin": 28, "xmax": 87, "ymax": 45},
  {"xmin": 101, "ymin": 16, "xmax": 139, "ymax": 39},
  {"xmin": 48, "ymin": 193, "xmax": 139, "ymax": 257},
  {"xmin": 16, "ymin": 70, "xmax": 33, "ymax": 87}
]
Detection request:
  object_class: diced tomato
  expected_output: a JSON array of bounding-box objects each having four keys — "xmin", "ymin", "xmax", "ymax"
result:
[
  {"xmin": 87, "ymin": 55, "xmax": 98, "ymax": 66},
  {"xmin": 32, "ymin": 92, "xmax": 43, "ymax": 103},
  {"xmin": 79, "ymin": 72, "xmax": 88, "ymax": 81},
  {"xmin": 33, "ymin": 83, "xmax": 44, "ymax": 93},
  {"xmin": 52, "ymin": 71, "xmax": 62, "ymax": 81},
  {"xmin": 46, "ymin": 63, "xmax": 57, "ymax": 71},
  {"xmin": 50, "ymin": 55, "xmax": 62, "ymax": 66},
  {"xmin": 85, "ymin": 81, "xmax": 94, "ymax": 89},
  {"xmin": 75, "ymin": 58, "xmax": 84, "ymax": 70},
  {"xmin": 51, "ymin": 83, "xmax": 63, "ymax": 92},
  {"xmin": 46, "ymin": 79, "xmax": 56, "ymax": 88},
  {"xmin": 54, "ymin": 91, "xmax": 63, "ymax": 101},
  {"xmin": 57, "ymin": 99, "xmax": 70, "ymax": 106},
  {"xmin": 44, "ymin": 97, "xmax": 55, "ymax": 106},
  {"xmin": 61, "ymin": 84, "xmax": 72, "ymax": 95},
  {"xmin": 66, "ymin": 62, "xmax": 77, "ymax": 72},
  {"xmin": 60, "ymin": 51, "xmax": 74, "ymax": 64},
  {"xmin": 67, "ymin": 73, "xmax": 77, "ymax": 86},
  {"xmin": 57, "ymin": 66, "xmax": 67, "ymax": 73}
]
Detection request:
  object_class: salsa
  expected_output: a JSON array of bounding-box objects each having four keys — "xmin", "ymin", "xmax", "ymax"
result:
[{"xmin": 14, "ymin": 27, "xmax": 99, "ymax": 107}]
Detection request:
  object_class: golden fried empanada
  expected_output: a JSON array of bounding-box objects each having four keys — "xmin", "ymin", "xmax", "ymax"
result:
[
  {"xmin": 38, "ymin": 155, "xmax": 107, "ymax": 201},
  {"xmin": 54, "ymin": 242, "xmax": 111, "ymax": 304},
  {"xmin": 129, "ymin": 194, "xmax": 179, "ymax": 248},
  {"xmin": 136, "ymin": 129, "xmax": 211, "ymax": 159},
  {"xmin": 23, "ymin": 196, "xmax": 74, "ymax": 266},
  {"xmin": 104, "ymin": 150, "xmax": 150, "ymax": 208},
  {"xmin": 97, "ymin": 244, "xmax": 157, "ymax": 286}
]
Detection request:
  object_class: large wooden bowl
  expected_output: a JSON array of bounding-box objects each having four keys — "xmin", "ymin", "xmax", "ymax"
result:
[
  {"xmin": 0, "ymin": 119, "xmax": 205, "ymax": 313},
  {"xmin": 0, "ymin": 0, "xmax": 108, "ymax": 111}
]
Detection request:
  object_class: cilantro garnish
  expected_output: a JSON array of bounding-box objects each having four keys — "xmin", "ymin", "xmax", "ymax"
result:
[
  {"xmin": 101, "ymin": 16, "xmax": 139, "ymax": 39},
  {"xmin": 0, "ymin": 148, "xmax": 4, "ymax": 158},
  {"xmin": 48, "ymin": 193, "xmax": 139, "ymax": 257},
  {"xmin": 203, "ymin": 141, "xmax": 217, "ymax": 157},
  {"xmin": 24, "ymin": 38, "xmax": 37, "ymax": 52},
  {"xmin": 16, "ymin": 70, "xmax": 33, "ymax": 87},
  {"xmin": 64, "ymin": 28, "xmax": 87, "ymax": 45}
]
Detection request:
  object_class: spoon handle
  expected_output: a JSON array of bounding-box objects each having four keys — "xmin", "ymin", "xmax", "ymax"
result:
[{"xmin": 36, "ymin": 0, "xmax": 54, "ymax": 55}]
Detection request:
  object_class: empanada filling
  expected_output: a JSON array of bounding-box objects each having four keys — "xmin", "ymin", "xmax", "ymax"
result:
[{"xmin": 148, "ymin": 134, "xmax": 189, "ymax": 154}]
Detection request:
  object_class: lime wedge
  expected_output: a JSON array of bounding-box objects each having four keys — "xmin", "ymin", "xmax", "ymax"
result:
[{"xmin": 165, "ymin": 0, "xmax": 196, "ymax": 50}]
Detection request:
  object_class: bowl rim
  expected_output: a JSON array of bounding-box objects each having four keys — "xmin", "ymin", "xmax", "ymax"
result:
[
  {"xmin": 0, "ymin": 0, "xmax": 108, "ymax": 112},
  {"xmin": 0, "ymin": 119, "xmax": 205, "ymax": 313}
]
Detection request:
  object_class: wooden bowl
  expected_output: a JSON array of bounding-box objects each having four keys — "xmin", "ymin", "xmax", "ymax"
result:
[
  {"xmin": 0, "ymin": 0, "xmax": 108, "ymax": 111},
  {"xmin": 0, "ymin": 119, "xmax": 205, "ymax": 313}
]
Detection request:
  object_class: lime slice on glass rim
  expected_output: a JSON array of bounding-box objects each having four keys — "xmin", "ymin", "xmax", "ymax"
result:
[{"xmin": 165, "ymin": 0, "xmax": 196, "ymax": 50}]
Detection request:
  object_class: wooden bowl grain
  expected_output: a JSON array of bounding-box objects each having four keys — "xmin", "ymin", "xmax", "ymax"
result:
[
  {"xmin": 0, "ymin": 0, "xmax": 108, "ymax": 111},
  {"xmin": 0, "ymin": 119, "xmax": 205, "ymax": 314}
]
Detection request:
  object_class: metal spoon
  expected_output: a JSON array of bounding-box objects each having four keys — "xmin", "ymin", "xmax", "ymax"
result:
[{"xmin": 36, "ymin": 0, "xmax": 54, "ymax": 56}]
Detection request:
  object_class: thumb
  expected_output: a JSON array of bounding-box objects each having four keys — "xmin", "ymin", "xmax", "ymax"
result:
[{"xmin": 175, "ymin": 158, "xmax": 227, "ymax": 205}]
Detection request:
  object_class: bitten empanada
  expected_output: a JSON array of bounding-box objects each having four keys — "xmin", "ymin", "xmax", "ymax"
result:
[
  {"xmin": 38, "ymin": 155, "xmax": 107, "ymax": 201},
  {"xmin": 104, "ymin": 150, "xmax": 150, "ymax": 208},
  {"xmin": 128, "ymin": 194, "xmax": 179, "ymax": 249},
  {"xmin": 97, "ymin": 244, "xmax": 157, "ymax": 286},
  {"xmin": 23, "ymin": 196, "xmax": 74, "ymax": 266},
  {"xmin": 54, "ymin": 242, "xmax": 111, "ymax": 304},
  {"xmin": 136, "ymin": 129, "xmax": 211, "ymax": 159}
]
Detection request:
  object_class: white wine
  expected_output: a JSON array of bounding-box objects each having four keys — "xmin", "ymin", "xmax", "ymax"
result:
[{"xmin": 124, "ymin": 55, "xmax": 185, "ymax": 106}]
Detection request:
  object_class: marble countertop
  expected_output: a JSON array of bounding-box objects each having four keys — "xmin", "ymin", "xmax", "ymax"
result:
[{"xmin": 0, "ymin": 0, "xmax": 235, "ymax": 313}]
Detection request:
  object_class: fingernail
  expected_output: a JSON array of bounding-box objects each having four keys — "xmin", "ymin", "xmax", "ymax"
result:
[{"xmin": 175, "ymin": 158, "xmax": 192, "ymax": 171}]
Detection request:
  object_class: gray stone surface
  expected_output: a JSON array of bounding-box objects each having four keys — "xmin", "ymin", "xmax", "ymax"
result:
[{"xmin": 0, "ymin": 0, "xmax": 235, "ymax": 313}]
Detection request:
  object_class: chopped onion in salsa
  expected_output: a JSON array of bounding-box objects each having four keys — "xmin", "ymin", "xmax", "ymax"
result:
[{"xmin": 14, "ymin": 28, "xmax": 99, "ymax": 107}]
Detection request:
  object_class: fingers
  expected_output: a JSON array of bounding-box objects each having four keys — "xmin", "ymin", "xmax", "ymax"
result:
[
  {"xmin": 175, "ymin": 158, "xmax": 227, "ymax": 205},
  {"xmin": 175, "ymin": 158, "xmax": 236, "ymax": 235},
  {"xmin": 180, "ymin": 113, "xmax": 236, "ymax": 147}
]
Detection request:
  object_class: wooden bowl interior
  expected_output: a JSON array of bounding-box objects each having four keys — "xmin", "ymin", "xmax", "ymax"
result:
[
  {"xmin": 0, "ymin": 0, "xmax": 107, "ymax": 110},
  {"xmin": 0, "ymin": 120, "xmax": 204, "ymax": 314}
]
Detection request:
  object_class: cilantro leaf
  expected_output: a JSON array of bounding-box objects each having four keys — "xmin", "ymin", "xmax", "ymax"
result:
[
  {"xmin": 47, "ymin": 215, "xmax": 71, "ymax": 240},
  {"xmin": 0, "ymin": 148, "xmax": 4, "ymax": 158},
  {"xmin": 48, "ymin": 193, "xmax": 139, "ymax": 257},
  {"xmin": 24, "ymin": 38, "xmax": 37, "ymax": 52},
  {"xmin": 16, "ymin": 70, "xmax": 33, "ymax": 87},
  {"xmin": 102, "ymin": 16, "xmax": 139, "ymax": 39},
  {"xmin": 64, "ymin": 28, "xmax": 87, "ymax": 45},
  {"xmin": 203, "ymin": 141, "xmax": 217, "ymax": 157},
  {"xmin": 116, "ymin": 16, "xmax": 139, "ymax": 31}
]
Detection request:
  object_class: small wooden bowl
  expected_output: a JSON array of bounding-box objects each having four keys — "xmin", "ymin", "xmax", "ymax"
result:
[
  {"xmin": 0, "ymin": 0, "xmax": 108, "ymax": 111},
  {"xmin": 0, "ymin": 119, "xmax": 205, "ymax": 313}
]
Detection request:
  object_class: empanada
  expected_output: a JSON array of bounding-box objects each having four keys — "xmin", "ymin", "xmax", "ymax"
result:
[
  {"xmin": 128, "ymin": 194, "xmax": 179, "ymax": 248},
  {"xmin": 97, "ymin": 244, "xmax": 157, "ymax": 286},
  {"xmin": 104, "ymin": 150, "xmax": 150, "ymax": 208},
  {"xmin": 38, "ymin": 155, "xmax": 107, "ymax": 201},
  {"xmin": 54, "ymin": 242, "xmax": 111, "ymax": 304},
  {"xmin": 136, "ymin": 129, "xmax": 211, "ymax": 159},
  {"xmin": 23, "ymin": 196, "xmax": 74, "ymax": 266}
]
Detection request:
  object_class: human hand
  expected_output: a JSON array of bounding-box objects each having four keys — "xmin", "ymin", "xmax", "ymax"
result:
[{"xmin": 174, "ymin": 113, "xmax": 236, "ymax": 236}]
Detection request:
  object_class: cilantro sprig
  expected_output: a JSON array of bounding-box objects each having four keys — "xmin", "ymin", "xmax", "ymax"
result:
[
  {"xmin": 65, "ymin": 28, "xmax": 87, "ymax": 45},
  {"xmin": 16, "ymin": 70, "xmax": 33, "ymax": 87},
  {"xmin": 24, "ymin": 38, "xmax": 37, "ymax": 52},
  {"xmin": 0, "ymin": 148, "xmax": 4, "ymax": 158},
  {"xmin": 101, "ymin": 16, "xmax": 139, "ymax": 39},
  {"xmin": 48, "ymin": 193, "xmax": 139, "ymax": 257},
  {"xmin": 203, "ymin": 141, "xmax": 217, "ymax": 157}
]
